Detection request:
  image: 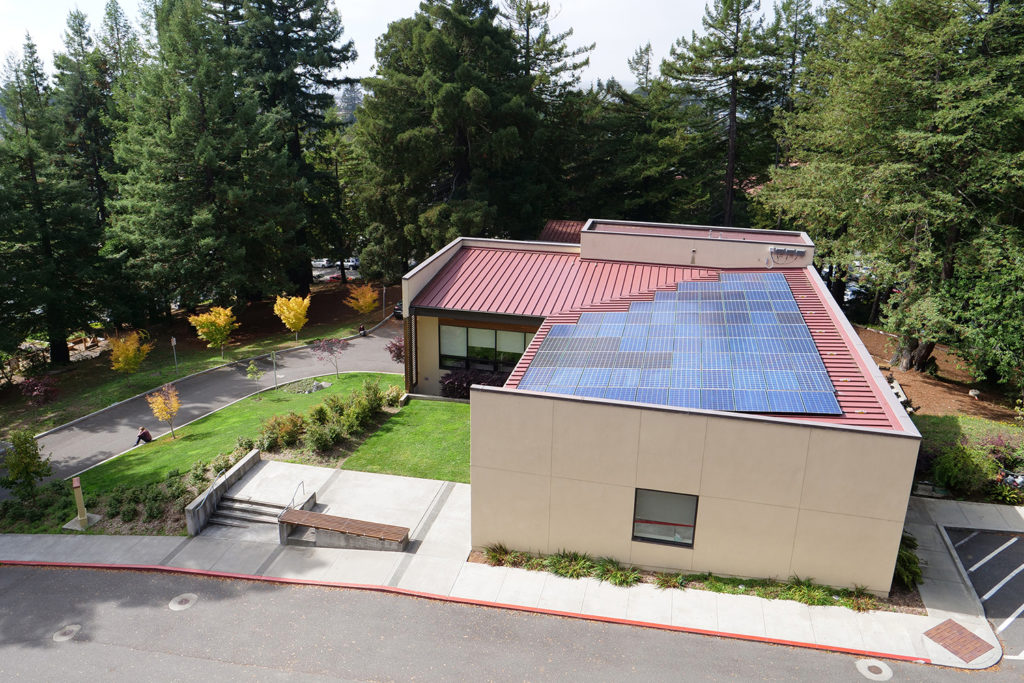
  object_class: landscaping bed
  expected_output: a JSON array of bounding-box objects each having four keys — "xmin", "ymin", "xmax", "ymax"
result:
[{"xmin": 473, "ymin": 545, "xmax": 926, "ymax": 615}]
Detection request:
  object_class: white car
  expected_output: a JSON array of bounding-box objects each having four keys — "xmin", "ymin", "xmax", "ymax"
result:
[
  {"xmin": 311, "ymin": 258, "xmax": 330, "ymax": 268},
  {"xmin": 344, "ymin": 257, "xmax": 360, "ymax": 270}
]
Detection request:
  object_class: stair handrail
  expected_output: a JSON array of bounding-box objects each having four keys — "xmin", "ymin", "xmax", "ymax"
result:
[
  {"xmin": 280, "ymin": 480, "xmax": 305, "ymax": 519},
  {"xmin": 196, "ymin": 468, "xmax": 227, "ymax": 512}
]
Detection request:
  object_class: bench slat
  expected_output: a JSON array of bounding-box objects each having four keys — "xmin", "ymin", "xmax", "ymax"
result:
[{"xmin": 280, "ymin": 508, "xmax": 409, "ymax": 543}]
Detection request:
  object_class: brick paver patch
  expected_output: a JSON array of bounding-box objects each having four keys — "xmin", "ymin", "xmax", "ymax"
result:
[{"xmin": 924, "ymin": 618, "xmax": 994, "ymax": 663}]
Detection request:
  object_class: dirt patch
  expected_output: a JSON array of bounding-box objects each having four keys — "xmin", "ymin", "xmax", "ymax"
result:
[{"xmin": 854, "ymin": 326, "xmax": 1017, "ymax": 421}]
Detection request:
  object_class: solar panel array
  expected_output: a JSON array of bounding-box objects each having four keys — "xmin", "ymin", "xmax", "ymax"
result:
[{"xmin": 517, "ymin": 272, "xmax": 842, "ymax": 415}]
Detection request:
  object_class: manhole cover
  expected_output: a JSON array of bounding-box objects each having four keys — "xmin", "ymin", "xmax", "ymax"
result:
[
  {"xmin": 52, "ymin": 624, "xmax": 81, "ymax": 642},
  {"xmin": 854, "ymin": 658, "xmax": 892, "ymax": 680},
  {"xmin": 168, "ymin": 593, "xmax": 198, "ymax": 611}
]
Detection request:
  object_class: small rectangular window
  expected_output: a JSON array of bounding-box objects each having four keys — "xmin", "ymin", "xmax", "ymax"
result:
[{"xmin": 632, "ymin": 489, "xmax": 697, "ymax": 547}]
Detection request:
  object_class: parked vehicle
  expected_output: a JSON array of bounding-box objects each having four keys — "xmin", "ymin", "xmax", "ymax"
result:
[
  {"xmin": 327, "ymin": 273, "xmax": 345, "ymax": 282},
  {"xmin": 393, "ymin": 301, "xmax": 403, "ymax": 319},
  {"xmin": 344, "ymin": 257, "xmax": 360, "ymax": 270},
  {"xmin": 311, "ymin": 258, "xmax": 330, "ymax": 268}
]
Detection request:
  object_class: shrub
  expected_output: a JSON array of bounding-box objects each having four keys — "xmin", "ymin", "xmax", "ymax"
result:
[
  {"xmin": 484, "ymin": 543, "xmax": 510, "ymax": 566},
  {"xmin": 545, "ymin": 550, "xmax": 595, "ymax": 579},
  {"xmin": 309, "ymin": 404, "xmax": 330, "ymax": 426},
  {"xmin": 933, "ymin": 445, "xmax": 999, "ymax": 498},
  {"xmin": 608, "ymin": 566, "xmax": 642, "ymax": 587},
  {"xmin": 304, "ymin": 422, "xmax": 337, "ymax": 453},
  {"xmin": 144, "ymin": 499, "xmax": 164, "ymax": 522},
  {"xmin": 385, "ymin": 336, "xmax": 405, "ymax": 363},
  {"xmin": 260, "ymin": 412, "xmax": 306, "ymax": 450},
  {"xmin": 0, "ymin": 430, "xmax": 52, "ymax": 502},
  {"xmin": 235, "ymin": 436, "xmax": 255, "ymax": 453},
  {"xmin": 893, "ymin": 532, "xmax": 923, "ymax": 590},
  {"xmin": 384, "ymin": 385, "xmax": 403, "ymax": 407},
  {"xmin": 654, "ymin": 572, "xmax": 684, "ymax": 590},
  {"xmin": 439, "ymin": 369, "xmax": 509, "ymax": 399},
  {"xmin": 19, "ymin": 376, "xmax": 57, "ymax": 406},
  {"xmin": 120, "ymin": 503, "xmax": 138, "ymax": 522},
  {"xmin": 324, "ymin": 394, "xmax": 346, "ymax": 417},
  {"xmin": 362, "ymin": 379, "xmax": 385, "ymax": 413}
]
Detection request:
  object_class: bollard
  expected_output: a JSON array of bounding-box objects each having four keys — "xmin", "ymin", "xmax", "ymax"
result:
[
  {"xmin": 73, "ymin": 477, "xmax": 88, "ymax": 525},
  {"xmin": 63, "ymin": 476, "xmax": 101, "ymax": 531}
]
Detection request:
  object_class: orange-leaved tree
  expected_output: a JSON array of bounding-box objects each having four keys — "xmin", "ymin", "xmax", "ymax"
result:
[
  {"xmin": 146, "ymin": 384, "xmax": 181, "ymax": 438},
  {"xmin": 110, "ymin": 331, "xmax": 154, "ymax": 378},
  {"xmin": 273, "ymin": 294, "xmax": 311, "ymax": 341},
  {"xmin": 188, "ymin": 306, "xmax": 239, "ymax": 358},
  {"xmin": 344, "ymin": 283, "xmax": 379, "ymax": 316}
]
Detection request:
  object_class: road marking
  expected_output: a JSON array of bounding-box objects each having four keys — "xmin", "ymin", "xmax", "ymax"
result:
[
  {"xmin": 995, "ymin": 601, "xmax": 1024, "ymax": 634},
  {"xmin": 968, "ymin": 537, "xmax": 1018, "ymax": 572},
  {"xmin": 982, "ymin": 562, "xmax": 1024, "ymax": 602},
  {"xmin": 954, "ymin": 531, "xmax": 979, "ymax": 548},
  {"xmin": 1005, "ymin": 652, "xmax": 1024, "ymax": 661}
]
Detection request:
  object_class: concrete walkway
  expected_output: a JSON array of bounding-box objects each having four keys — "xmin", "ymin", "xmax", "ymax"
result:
[
  {"xmin": 2, "ymin": 461, "xmax": 1020, "ymax": 671},
  {"xmin": 30, "ymin": 319, "xmax": 404, "ymax": 484}
]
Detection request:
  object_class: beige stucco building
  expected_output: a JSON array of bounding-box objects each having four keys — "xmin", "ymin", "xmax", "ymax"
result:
[{"xmin": 401, "ymin": 220, "xmax": 920, "ymax": 595}]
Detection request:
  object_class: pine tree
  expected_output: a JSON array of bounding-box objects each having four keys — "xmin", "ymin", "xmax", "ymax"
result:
[
  {"xmin": 238, "ymin": 0, "xmax": 356, "ymax": 295},
  {"xmin": 0, "ymin": 38, "xmax": 101, "ymax": 365},
  {"xmin": 353, "ymin": 0, "xmax": 540, "ymax": 279},
  {"xmin": 664, "ymin": 0, "xmax": 770, "ymax": 225},
  {"xmin": 108, "ymin": 0, "xmax": 302, "ymax": 310}
]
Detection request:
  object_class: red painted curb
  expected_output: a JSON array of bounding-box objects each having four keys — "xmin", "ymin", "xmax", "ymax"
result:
[{"xmin": 0, "ymin": 560, "xmax": 932, "ymax": 665}]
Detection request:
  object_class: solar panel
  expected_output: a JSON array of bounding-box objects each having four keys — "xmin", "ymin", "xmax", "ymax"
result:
[{"xmin": 518, "ymin": 272, "xmax": 841, "ymax": 415}]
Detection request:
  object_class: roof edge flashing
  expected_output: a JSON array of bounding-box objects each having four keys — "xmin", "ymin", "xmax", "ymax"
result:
[{"xmin": 473, "ymin": 384, "xmax": 920, "ymax": 440}]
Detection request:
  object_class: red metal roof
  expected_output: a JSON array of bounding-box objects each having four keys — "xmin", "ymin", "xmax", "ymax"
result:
[
  {"xmin": 538, "ymin": 220, "xmax": 584, "ymax": 243},
  {"xmin": 413, "ymin": 245, "xmax": 904, "ymax": 432},
  {"xmin": 413, "ymin": 246, "xmax": 716, "ymax": 317}
]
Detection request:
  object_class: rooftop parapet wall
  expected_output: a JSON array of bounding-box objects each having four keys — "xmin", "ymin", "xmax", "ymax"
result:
[{"xmin": 580, "ymin": 219, "xmax": 814, "ymax": 270}]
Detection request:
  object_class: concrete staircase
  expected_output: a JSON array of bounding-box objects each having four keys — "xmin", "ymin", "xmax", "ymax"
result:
[{"xmin": 208, "ymin": 496, "xmax": 286, "ymax": 528}]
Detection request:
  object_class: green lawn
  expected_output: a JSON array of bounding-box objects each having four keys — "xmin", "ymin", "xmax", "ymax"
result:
[
  {"xmin": 342, "ymin": 400, "xmax": 471, "ymax": 483},
  {"xmin": 79, "ymin": 372, "xmax": 402, "ymax": 492}
]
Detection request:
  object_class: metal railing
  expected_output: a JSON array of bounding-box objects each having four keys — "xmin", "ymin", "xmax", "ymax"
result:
[
  {"xmin": 195, "ymin": 468, "xmax": 227, "ymax": 512},
  {"xmin": 280, "ymin": 480, "xmax": 306, "ymax": 519}
]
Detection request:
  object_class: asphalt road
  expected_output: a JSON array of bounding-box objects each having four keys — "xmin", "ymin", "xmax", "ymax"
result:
[
  {"xmin": 32, "ymin": 320, "xmax": 404, "ymax": 483},
  {"xmin": 0, "ymin": 566, "xmax": 987, "ymax": 682}
]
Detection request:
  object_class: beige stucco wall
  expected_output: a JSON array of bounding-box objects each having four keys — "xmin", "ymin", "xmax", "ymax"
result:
[
  {"xmin": 580, "ymin": 229, "xmax": 814, "ymax": 270},
  {"xmin": 470, "ymin": 387, "xmax": 920, "ymax": 595},
  {"xmin": 413, "ymin": 315, "xmax": 442, "ymax": 395}
]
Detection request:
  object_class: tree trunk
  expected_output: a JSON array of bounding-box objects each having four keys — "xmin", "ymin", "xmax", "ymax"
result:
[
  {"xmin": 47, "ymin": 327, "xmax": 71, "ymax": 366},
  {"xmin": 868, "ymin": 287, "xmax": 883, "ymax": 324},
  {"xmin": 896, "ymin": 337, "xmax": 936, "ymax": 372}
]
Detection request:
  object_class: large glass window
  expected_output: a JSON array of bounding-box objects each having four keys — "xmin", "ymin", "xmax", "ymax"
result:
[
  {"xmin": 439, "ymin": 324, "xmax": 533, "ymax": 372},
  {"xmin": 632, "ymin": 489, "xmax": 697, "ymax": 547}
]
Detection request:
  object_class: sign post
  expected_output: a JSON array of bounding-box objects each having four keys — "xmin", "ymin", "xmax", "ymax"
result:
[{"xmin": 171, "ymin": 336, "xmax": 178, "ymax": 371}]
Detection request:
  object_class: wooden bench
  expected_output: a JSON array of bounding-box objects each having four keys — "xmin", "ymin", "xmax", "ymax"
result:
[{"xmin": 278, "ymin": 508, "xmax": 410, "ymax": 550}]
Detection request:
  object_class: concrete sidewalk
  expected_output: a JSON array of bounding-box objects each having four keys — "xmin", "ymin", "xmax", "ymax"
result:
[{"xmin": 2, "ymin": 465, "xmax": 1019, "ymax": 671}]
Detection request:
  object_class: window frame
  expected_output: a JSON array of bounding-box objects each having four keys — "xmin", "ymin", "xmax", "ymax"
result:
[
  {"xmin": 631, "ymin": 488, "xmax": 698, "ymax": 548},
  {"xmin": 438, "ymin": 323, "xmax": 532, "ymax": 373}
]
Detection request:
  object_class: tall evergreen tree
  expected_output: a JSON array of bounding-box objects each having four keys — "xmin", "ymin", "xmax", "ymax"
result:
[
  {"xmin": 108, "ymin": 0, "xmax": 302, "ymax": 311},
  {"xmin": 0, "ymin": 39, "xmax": 102, "ymax": 365},
  {"xmin": 757, "ymin": 0, "xmax": 1024, "ymax": 385},
  {"xmin": 353, "ymin": 0, "xmax": 540, "ymax": 280},
  {"xmin": 238, "ymin": 0, "xmax": 356, "ymax": 294},
  {"xmin": 664, "ymin": 0, "xmax": 771, "ymax": 225}
]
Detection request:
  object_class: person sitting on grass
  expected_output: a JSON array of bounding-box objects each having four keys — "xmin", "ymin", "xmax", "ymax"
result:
[{"xmin": 134, "ymin": 426, "xmax": 153, "ymax": 446}]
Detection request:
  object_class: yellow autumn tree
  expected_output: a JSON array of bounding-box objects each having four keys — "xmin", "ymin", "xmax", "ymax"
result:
[
  {"xmin": 188, "ymin": 306, "xmax": 239, "ymax": 358},
  {"xmin": 110, "ymin": 331, "xmax": 154, "ymax": 377},
  {"xmin": 344, "ymin": 284, "xmax": 379, "ymax": 316},
  {"xmin": 146, "ymin": 384, "xmax": 181, "ymax": 438},
  {"xmin": 273, "ymin": 294, "xmax": 311, "ymax": 341}
]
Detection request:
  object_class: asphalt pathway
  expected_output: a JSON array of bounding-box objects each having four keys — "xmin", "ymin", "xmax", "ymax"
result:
[
  {"xmin": 0, "ymin": 566, "xmax": 968, "ymax": 682},
  {"xmin": 948, "ymin": 528, "xmax": 1024, "ymax": 661},
  {"xmin": 32, "ymin": 320, "xmax": 404, "ymax": 483}
]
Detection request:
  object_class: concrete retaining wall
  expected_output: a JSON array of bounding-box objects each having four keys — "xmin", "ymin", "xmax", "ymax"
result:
[
  {"xmin": 277, "ymin": 491, "xmax": 319, "ymax": 545},
  {"xmin": 185, "ymin": 448, "xmax": 261, "ymax": 536}
]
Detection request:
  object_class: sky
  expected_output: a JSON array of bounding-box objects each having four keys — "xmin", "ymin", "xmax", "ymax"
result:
[{"xmin": 0, "ymin": 1, "xmax": 723, "ymax": 89}]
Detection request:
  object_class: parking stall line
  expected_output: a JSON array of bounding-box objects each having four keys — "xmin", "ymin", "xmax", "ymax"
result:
[
  {"xmin": 968, "ymin": 537, "xmax": 1018, "ymax": 573},
  {"xmin": 996, "ymin": 601, "xmax": 1024, "ymax": 634},
  {"xmin": 981, "ymin": 562, "xmax": 1024, "ymax": 602},
  {"xmin": 954, "ymin": 531, "xmax": 979, "ymax": 548}
]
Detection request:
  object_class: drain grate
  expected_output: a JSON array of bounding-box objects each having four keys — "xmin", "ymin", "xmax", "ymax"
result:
[{"xmin": 923, "ymin": 619, "xmax": 994, "ymax": 663}]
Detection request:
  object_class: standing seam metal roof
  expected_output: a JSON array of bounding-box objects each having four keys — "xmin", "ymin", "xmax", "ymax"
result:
[{"xmin": 412, "ymin": 246, "xmax": 902, "ymax": 432}]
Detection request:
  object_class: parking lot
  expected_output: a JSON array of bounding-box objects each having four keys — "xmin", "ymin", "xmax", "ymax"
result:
[{"xmin": 948, "ymin": 528, "xmax": 1024, "ymax": 661}]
